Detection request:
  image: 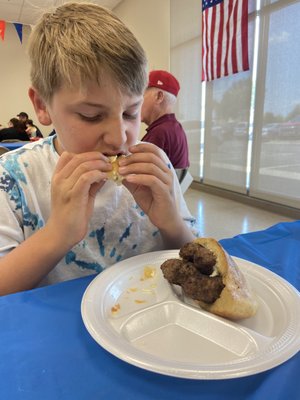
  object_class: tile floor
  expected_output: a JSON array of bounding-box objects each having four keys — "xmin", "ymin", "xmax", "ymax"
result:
[{"xmin": 184, "ymin": 188, "xmax": 293, "ymax": 240}]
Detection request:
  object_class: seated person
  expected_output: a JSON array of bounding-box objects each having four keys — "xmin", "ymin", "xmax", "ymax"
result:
[
  {"xmin": 141, "ymin": 70, "xmax": 190, "ymax": 181},
  {"xmin": 0, "ymin": 118, "xmax": 29, "ymax": 141},
  {"xmin": 25, "ymin": 119, "xmax": 39, "ymax": 138},
  {"xmin": 17, "ymin": 112, "xmax": 43, "ymax": 138}
]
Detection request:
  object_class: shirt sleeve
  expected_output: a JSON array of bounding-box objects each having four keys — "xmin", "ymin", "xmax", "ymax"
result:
[{"xmin": 0, "ymin": 168, "xmax": 25, "ymax": 253}]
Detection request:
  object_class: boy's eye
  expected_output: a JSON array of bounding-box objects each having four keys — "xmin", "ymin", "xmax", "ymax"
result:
[
  {"xmin": 123, "ymin": 113, "xmax": 138, "ymax": 120},
  {"xmin": 78, "ymin": 114, "xmax": 103, "ymax": 122}
]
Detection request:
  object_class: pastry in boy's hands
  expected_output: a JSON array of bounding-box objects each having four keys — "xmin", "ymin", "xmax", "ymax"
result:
[{"xmin": 107, "ymin": 155, "xmax": 125, "ymax": 185}]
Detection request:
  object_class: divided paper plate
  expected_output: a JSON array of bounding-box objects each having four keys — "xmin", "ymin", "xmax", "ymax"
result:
[{"xmin": 81, "ymin": 250, "xmax": 300, "ymax": 379}]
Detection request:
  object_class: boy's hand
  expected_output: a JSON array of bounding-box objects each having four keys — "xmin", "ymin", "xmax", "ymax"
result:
[
  {"xmin": 119, "ymin": 143, "xmax": 182, "ymax": 232},
  {"xmin": 46, "ymin": 151, "xmax": 111, "ymax": 249}
]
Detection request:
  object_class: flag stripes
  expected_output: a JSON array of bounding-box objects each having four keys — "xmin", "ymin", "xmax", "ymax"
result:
[{"xmin": 202, "ymin": 0, "xmax": 249, "ymax": 81}]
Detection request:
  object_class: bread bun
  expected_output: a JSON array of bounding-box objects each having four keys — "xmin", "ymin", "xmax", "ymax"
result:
[
  {"xmin": 193, "ymin": 238, "xmax": 258, "ymax": 320},
  {"xmin": 107, "ymin": 155, "xmax": 125, "ymax": 185}
]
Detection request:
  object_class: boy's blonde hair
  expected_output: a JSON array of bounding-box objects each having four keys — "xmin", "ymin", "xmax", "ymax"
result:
[{"xmin": 28, "ymin": 2, "xmax": 148, "ymax": 102}]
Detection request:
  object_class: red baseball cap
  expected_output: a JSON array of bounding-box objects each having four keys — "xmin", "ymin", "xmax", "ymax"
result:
[{"xmin": 148, "ymin": 70, "xmax": 180, "ymax": 97}]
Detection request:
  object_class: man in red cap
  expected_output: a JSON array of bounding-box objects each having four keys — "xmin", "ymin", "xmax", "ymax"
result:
[{"xmin": 141, "ymin": 70, "xmax": 190, "ymax": 182}]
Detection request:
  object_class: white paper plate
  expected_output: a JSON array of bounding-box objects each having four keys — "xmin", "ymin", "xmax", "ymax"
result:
[{"xmin": 81, "ymin": 250, "xmax": 300, "ymax": 380}]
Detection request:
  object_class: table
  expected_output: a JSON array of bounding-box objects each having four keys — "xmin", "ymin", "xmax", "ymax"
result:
[
  {"xmin": 1, "ymin": 220, "xmax": 300, "ymax": 400},
  {"xmin": 1, "ymin": 141, "xmax": 30, "ymax": 151}
]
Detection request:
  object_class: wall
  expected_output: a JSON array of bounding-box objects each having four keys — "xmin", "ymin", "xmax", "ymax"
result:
[
  {"xmin": 114, "ymin": 0, "xmax": 171, "ymax": 137},
  {"xmin": 114, "ymin": 0, "xmax": 170, "ymax": 71},
  {"xmin": 0, "ymin": 23, "xmax": 46, "ymax": 134},
  {"xmin": 0, "ymin": 0, "xmax": 171, "ymax": 136}
]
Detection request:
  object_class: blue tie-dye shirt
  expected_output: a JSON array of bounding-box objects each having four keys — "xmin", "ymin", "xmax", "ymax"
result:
[{"xmin": 0, "ymin": 136, "xmax": 196, "ymax": 286}]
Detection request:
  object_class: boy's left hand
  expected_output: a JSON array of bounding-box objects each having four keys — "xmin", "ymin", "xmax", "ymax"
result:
[{"xmin": 119, "ymin": 143, "xmax": 181, "ymax": 230}]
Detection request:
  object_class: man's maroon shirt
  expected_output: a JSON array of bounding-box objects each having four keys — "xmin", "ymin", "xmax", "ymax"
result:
[{"xmin": 142, "ymin": 114, "xmax": 190, "ymax": 169}]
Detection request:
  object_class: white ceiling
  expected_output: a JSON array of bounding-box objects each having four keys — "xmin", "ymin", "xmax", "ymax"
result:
[{"xmin": 0, "ymin": 0, "xmax": 123, "ymax": 25}]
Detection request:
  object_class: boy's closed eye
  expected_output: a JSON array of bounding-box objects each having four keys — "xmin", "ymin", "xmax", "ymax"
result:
[
  {"xmin": 78, "ymin": 113, "xmax": 104, "ymax": 122},
  {"xmin": 123, "ymin": 112, "xmax": 138, "ymax": 120},
  {"xmin": 78, "ymin": 112, "xmax": 138, "ymax": 122}
]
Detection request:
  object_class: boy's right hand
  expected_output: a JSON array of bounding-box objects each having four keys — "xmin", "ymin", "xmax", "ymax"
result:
[{"xmin": 46, "ymin": 151, "xmax": 111, "ymax": 250}]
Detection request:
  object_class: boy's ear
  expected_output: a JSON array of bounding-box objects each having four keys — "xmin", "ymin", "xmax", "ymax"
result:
[{"xmin": 28, "ymin": 87, "xmax": 52, "ymax": 126}]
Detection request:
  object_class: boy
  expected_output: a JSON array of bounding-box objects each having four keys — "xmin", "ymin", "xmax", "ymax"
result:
[{"xmin": 0, "ymin": 2, "xmax": 195, "ymax": 296}]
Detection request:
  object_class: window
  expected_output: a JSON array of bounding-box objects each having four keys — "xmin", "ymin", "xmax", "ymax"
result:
[
  {"xmin": 171, "ymin": 0, "xmax": 300, "ymax": 208},
  {"xmin": 250, "ymin": 0, "xmax": 300, "ymax": 208}
]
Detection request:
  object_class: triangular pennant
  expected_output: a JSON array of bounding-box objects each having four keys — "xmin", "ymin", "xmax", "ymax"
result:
[
  {"xmin": 13, "ymin": 23, "xmax": 23, "ymax": 43},
  {"xmin": 0, "ymin": 20, "xmax": 6, "ymax": 41}
]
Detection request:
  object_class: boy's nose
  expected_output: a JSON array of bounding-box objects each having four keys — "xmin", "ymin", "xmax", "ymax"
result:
[{"xmin": 104, "ymin": 118, "xmax": 127, "ymax": 150}]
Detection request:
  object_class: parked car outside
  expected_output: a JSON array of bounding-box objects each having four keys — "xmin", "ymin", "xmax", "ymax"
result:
[
  {"xmin": 280, "ymin": 115, "xmax": 300, "ymax": 139},
  {"xmin": 233, "ymin": 122, "xmax": 249, "ymax": 138},
  {"xmin": 261, "ymin": 123, "xmax": 282, "ymax": 140}
]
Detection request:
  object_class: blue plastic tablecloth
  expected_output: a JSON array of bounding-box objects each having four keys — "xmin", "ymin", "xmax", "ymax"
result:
[
  {"xmin": 1, "ymin": 141, "xmax": 30, "ymax": 150},
  {"xmin": 0, "ymin": 220, "xmax": 300, "ymax": 400}
]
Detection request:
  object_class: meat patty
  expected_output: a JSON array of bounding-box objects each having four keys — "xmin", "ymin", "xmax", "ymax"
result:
[
  {"xmin": 179, "ymin": 242, "xmax": 216, "ymax": 275},
  {"xmin": 161, "ymin": 257, "xmax": 224, "ymax": 304},
  {"xmin": 160, "ymin": 259, "xmax": 198, "ymax": 283},
  {"xmin": 181, "ymin": 274, "xmax": 224, "ymax": 304}
]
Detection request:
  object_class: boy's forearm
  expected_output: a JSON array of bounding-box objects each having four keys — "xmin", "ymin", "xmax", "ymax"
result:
[
  {"xmin": 159, "ymin": 218, "xmax": 195, "ymax": 249},
  {"xmin": 0, "ymin": 226, "xmax": 71, "ymax": 296}
]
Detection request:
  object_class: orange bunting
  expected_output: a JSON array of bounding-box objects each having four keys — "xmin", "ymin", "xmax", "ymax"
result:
[{"xmin": 0, "ymin": 20, "xmax": 6, "ymax": 41}]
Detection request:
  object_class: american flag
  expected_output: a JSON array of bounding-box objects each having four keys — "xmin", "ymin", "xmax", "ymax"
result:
[{"xmin": 202, "ymin": 0, "xmax": 249, "ymax": 81}]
